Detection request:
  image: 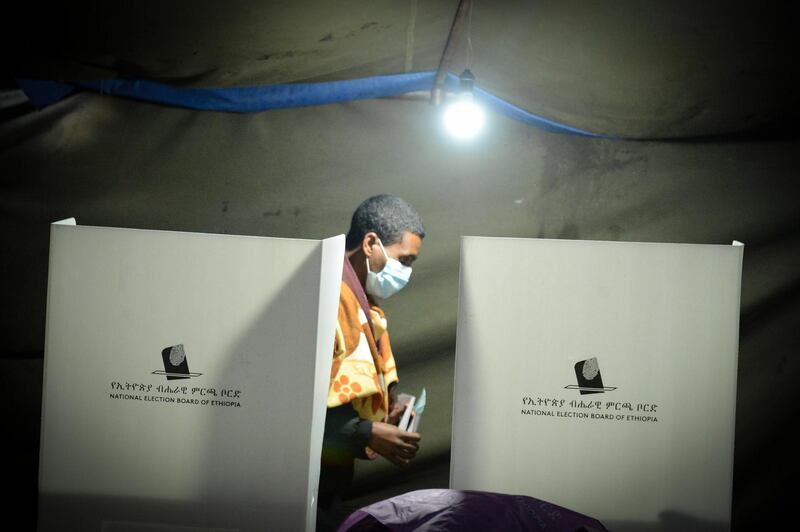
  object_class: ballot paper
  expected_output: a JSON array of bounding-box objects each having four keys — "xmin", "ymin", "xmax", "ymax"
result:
[
  {"xmin": 397, "ymin": 388, "xmax": 426, "ymax": 432},
  {"xmin": 409, "ymin": 388, "xmax": 426, "ymax": 432}
]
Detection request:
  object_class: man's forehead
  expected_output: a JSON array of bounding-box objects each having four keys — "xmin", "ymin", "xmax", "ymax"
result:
[{"xmin": 400, "ymin": 231, "xmax": 422, "ymax": 247}]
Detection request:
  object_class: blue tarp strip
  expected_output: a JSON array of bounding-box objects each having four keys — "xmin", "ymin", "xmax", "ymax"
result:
[
  {"xmin": 16, "ymin": 72, "xmax": 604, "ymax": 137},
  {"xmin": 16, "ymin": 80, "xmax": 77, "ymax": 109}
]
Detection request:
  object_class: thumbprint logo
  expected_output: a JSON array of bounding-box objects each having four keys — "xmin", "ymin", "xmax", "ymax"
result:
[
  {"xmin": 565, "ymin": 357, "xmax": 617, "ymax": 395},
  {"xmin": 152, "ymin": 344, "xmax": 203, "ymax": 380}
]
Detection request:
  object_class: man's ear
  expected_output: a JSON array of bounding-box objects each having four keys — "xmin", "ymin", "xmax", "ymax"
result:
[{"xmin": 361, "ymin": 232, "xmax": 379, "ymax": 258}]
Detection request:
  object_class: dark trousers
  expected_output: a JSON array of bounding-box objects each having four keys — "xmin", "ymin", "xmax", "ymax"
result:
[{"xmin": 317, "ymin": 459, "xmax": 356, "ymax": 532}]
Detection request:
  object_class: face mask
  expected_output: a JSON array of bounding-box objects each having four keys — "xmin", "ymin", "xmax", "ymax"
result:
[{"xmin": 365, "ymin": 239, "xmax": 412, "ymax": 299}]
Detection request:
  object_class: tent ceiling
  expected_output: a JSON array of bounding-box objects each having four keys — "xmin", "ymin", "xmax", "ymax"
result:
[{"xmin": 7, "ymin": 0, "xmax": 798, "ymax": 138}]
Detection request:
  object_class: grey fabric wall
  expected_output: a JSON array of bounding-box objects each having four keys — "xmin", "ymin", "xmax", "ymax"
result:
[
  {"xmin": 8, "ymin": 0, "xmax": 797, "ymax": 138},
  {"xmin": 1, "ymin": 92, "xmax": 798, "ymax": 529}
]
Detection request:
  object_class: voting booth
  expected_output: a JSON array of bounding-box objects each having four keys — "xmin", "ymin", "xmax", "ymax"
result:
[
  {"xmin": 38, "ymin": 219, "xmax": 344, "ymax": 532},
  {"xmin": 451, "ymin": 237, "xmax": 743, "ymax": 532}
]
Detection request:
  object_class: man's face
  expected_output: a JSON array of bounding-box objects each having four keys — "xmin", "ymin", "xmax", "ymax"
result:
[{"xmin": 369, "ymin": 230, "xmax": 422, "ymax": 272}]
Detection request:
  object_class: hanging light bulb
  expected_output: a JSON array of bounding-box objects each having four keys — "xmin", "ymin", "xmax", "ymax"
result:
[{"xmin": 443, "ymin": 69, "xmax": 485, "ymax": 140}]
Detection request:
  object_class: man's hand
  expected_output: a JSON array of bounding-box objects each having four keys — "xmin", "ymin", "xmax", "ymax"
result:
[{"xmin": 368, "ymin": 422, "xmax": 421, "ymax": 468}]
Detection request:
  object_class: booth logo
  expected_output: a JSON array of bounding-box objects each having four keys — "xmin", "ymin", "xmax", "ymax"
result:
[
  {"xmin": 565, "ymin": 357, "xmax": 617, "ymax": 395},
  {"xmin": 152, "ymin": 344, "xmax": 203, "ymax": 380}
]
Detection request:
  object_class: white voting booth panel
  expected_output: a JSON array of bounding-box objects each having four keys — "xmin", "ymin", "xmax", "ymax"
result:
[
  {"xmin": 39, "ymin": 219, "xmax": 344, "ymax": 532},
  {"xmin": 451, "ymin": 237, "xmax": 743, "ymax": 532}
]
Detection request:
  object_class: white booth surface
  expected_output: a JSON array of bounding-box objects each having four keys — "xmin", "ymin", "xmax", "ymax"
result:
[
  {"xmin": 451, "ymin": 237, "xmax": 743, "ymax": 532},
  {"xmin": 39, "ymin": 220, "xmax": 344, "ymax": 532}
]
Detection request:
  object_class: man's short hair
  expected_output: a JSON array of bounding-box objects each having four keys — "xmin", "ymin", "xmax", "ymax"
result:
[{"xmin": 345, "ymin": 194, "xmax": 426, "ymax": 250}]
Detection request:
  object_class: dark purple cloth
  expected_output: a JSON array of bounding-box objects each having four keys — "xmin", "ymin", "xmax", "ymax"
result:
[
  {"xmin": 341, "ymin": 255, "xmax": 375, "ymax": 340},
  {"xmin": 336, "ymin": 489, "xmax": 608, "ymax": 532}
]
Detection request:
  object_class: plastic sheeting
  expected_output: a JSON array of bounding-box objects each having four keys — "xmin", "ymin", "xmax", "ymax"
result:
[
  {"xmin": 2, "ymin": 92, "xmax": 799, "ymax": 530},
  {"xmin": 6, "ymin": 0, "xmax": 797, "ymax": 138}
]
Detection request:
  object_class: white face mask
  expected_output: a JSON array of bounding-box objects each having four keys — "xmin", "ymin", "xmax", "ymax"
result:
[{"xmin": 365, "ymin": 239, "xmax": 412, "ymax": 299}]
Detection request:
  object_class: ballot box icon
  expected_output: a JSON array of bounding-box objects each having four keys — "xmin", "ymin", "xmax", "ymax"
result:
[
  {"xmin": 153, "ymin": 344, "xmax": 203, "ymax": 380},
  {"xmin": 565, "ymin": 357, "xmax": 617, "ymax": 395}
]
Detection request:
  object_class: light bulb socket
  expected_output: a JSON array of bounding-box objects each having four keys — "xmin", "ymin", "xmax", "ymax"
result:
[{"xmin": 458, "ymin": 69, "xmax": 475, "ymax": 94}]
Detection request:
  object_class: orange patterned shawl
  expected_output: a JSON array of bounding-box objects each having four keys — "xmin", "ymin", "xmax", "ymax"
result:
[{"xmin": 328, "ymin": 260, "xmax": 398, "ymax": 423}]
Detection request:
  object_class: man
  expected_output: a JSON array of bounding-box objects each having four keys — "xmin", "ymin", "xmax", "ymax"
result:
[{"xmin": 317, "ymin": 194, "xmax": 425, "ymax": 531}]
